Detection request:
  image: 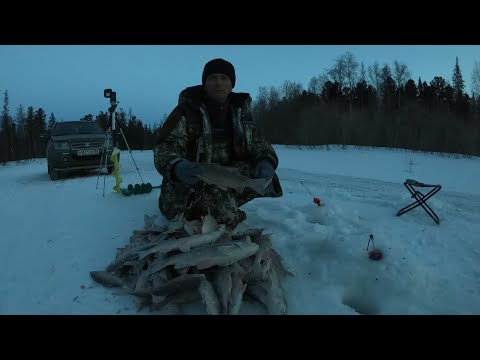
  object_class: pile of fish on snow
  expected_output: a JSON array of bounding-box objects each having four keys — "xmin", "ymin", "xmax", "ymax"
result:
[{"xmin": 90, "ymin": 213, "xmax": 293, "ymax": 315}]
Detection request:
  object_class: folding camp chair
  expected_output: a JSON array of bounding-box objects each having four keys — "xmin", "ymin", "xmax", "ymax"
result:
[{"xmin": 396, "ymin": 179, "xmax": 442, "ymax": 225}]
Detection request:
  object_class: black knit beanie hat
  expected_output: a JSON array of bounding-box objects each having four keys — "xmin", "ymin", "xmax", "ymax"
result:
[{"xmin": 202, "ymin": 58, "xmax": 236, "ymax": 88}]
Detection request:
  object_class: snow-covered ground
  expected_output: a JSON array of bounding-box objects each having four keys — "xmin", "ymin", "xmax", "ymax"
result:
[{"xmin": 1, "ymin": 145, "xmax": 479, "ymax": 314}]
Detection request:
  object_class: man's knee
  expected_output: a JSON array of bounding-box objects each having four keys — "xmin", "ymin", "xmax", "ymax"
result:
[{"xmin": 158, "ymin": 196, "xmax": 178, "ymax": 221}]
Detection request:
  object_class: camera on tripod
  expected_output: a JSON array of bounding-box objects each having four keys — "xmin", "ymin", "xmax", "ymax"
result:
[
  {"xmin": 104, "ymin": 88, "xmax": 116, "ymax": 102},
  {"xmin": 104, "ymin": 88, "xmax": 118, "ymax": 114}
]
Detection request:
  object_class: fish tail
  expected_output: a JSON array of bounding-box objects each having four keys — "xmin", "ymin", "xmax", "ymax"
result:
[
  {"xmin": 136, "ymin": 249, "xmax": 150, "ymax": 260},
  {"xmin": 248, "ymin": 178, "xmax": 271, "ymax": 195}
]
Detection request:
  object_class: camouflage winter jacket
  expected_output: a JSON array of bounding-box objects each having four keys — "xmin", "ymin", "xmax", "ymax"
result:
[{"xmin": 154, "ymin": 85, "xmax": 280, "ymax": 187}]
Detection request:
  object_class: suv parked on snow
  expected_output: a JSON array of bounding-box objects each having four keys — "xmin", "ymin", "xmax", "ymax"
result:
[{"xmin": 46, "ymin": 120, "xmax": 114, "ymax": 180}]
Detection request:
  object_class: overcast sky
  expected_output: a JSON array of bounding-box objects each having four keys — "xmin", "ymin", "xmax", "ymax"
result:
[{"xmin": 1, "ymin": 45, "xmax": 478, "ymax": 126}]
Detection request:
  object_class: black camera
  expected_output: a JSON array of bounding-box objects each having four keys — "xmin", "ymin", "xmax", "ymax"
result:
[{"xmin": 104, "ymin": 88, "xmax": 116, "ymax": 102}]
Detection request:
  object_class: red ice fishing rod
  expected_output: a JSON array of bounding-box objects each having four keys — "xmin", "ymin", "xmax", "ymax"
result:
[{"xmin": 298, "ymin": 180, "xmax": 324, "ymax": 206}]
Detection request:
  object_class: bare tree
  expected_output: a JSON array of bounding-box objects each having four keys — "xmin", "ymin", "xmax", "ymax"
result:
[
  {"xmin": 393, "ymin": 60, "xmax": 411, "ymax": 108},
  {"xmin": 342, "ymin": 52, "xmax": 359, "ymax": 111},
  {"xmin": 253, "ymin": 86, "xmax": 276, "ymax": 130},
  {"xmin": 380, "ymin": 63, "xmax": 393, "ymax": 84},
  {"xmin": 281, "ymin": 80, "xmax": 303, "ymax": 102},
  {"xmin": 327, "ymin": 54, "xmax": 347, "ymax": 91},
  {"xmin": 344, "ymin": 51, "xmax": 359, "ymax": 94},
  {"xmin": 379, "ymin": 64, "xmax": 395, "ymax": 111},
  {"xmin": 253, "ymin": 86, "xmax": 269, "ymax": 115},
  {"xmin": 308, "ymin": 73, "xmax": 330, "ymax": 95},
  {"xmin": 308, "ymin": 76, "xmax": 322, "ymax": 95},
  {"xmin": 367, "ymin": 61, "xmax": 382, "ymax": 95},
  {"xmin": 326, "ymin": 52, "xmax": 359, "ymax": 109},
  {"xmin": 393, "ymin": 60, "xmax": 411, "ymax": 88},
  {"xmin": 268, "ymin": 86, "xmax": 281, "ymax": 109},
  {"xmin": 359, "ymin": 61, "xmax": 366, "ymax": 83}
]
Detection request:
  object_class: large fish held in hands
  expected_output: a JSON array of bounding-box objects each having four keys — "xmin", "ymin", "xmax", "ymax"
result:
[{"xmin": 195, "ymin": 163, "xmax": 272, "ymax": 195}]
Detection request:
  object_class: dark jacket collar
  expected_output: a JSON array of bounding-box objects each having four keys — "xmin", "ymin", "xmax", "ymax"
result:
[{"xmin": 178, "ymin": 85, "xmax": 252, "ymax": 110}]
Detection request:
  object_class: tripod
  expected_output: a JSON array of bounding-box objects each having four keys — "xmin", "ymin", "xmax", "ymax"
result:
[
  {"xmin": 96, "ymin": 89, "xmax": 144, "ymax": 197},
  {"xmin": 95, "ymin": 128, "xmax": 113, "ymax": 197}
]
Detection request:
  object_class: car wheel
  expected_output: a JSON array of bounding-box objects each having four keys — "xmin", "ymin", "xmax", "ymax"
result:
[{"xmin": 48, "ymin": 163, "xmax": 60, "ymax": 181}]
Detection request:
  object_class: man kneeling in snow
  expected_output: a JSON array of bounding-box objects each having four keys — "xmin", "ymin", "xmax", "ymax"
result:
[{"xmin": 153, "ymin": 58, "xmax": 283, "ymax": 229}]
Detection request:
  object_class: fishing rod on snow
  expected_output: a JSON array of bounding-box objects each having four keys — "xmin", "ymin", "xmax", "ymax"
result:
[{"xmin": 298, "ymin": 179, "xmax": 323, "ymax": 207}]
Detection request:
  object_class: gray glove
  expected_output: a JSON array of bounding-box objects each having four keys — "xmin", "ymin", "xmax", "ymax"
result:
[
  {"xmin": 254, "ymin": 159, "xmax": 275, "ymax": 179},
  {"xmin": 174, "ymin": 160, "xmax": 201, "ymax": 185}
]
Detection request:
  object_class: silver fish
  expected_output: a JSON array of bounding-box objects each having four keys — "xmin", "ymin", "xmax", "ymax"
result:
[
  {"xmin": 173, "ymin": 290, "xmax": 202, "ymax": 304},
  {"xmin": 228, "ymin": 266, "xmax": 247, "ymax": 315},
  {"xmin": 134, "ymin": 272, "xmax": 152, "ymax": 292},
  {"xmin": 167, "ymin": 289, "xmax": 201, "ymax": 305},
  {"xmin": 270, "ymin": 248, "xmax": 294, "ymax": 278},
  {"xmin": 265, "ymin": 266, "xmax": 288, "ymax": 315},
  {"xmin": 135, "ymin": 224, "xmax": 227, "ymax": 259},
  {"xmin": 251, "ymin": 234, "xmax": 273, "ymax": 273},
  {"xmin": 232, "ymin": 228, "xmax": 265, "ymax": 241},
  {"xmin": 144, "ymin": 238, "xmax": 259, "ymax": 275},
  {"xmin": 245, "ymin": 281, "xmax": 269, "ymax": 307},
  {"xmin": 129, "ymin": 274, "xmax": 207, "ymax": 298},
  {"xmin": 199, "ymin": 279, "xmax": 221, "ymax": 315},
  {"xmin": 90, "ymin": 271, "xmax": 129, "ymax": 289},
  {"xmin": 244, "ymin": 270, "xmax": 288, "ymax": 315},
  {"xmin": 149, "ymin": 286, "xmax": 204, "ymax": 311},
  {"xmin": 195, "ymin": 162, "xmax": 272, "ymax": 195},
  {"xmin": 245, "ymin": 270, "xmax": 287, "ymax": 315},
  {"xmin": 106, "ymin": 241, "xmax": 161, "ymax": 272},
  {"xmin": 213, "ymin": 266, "xmax": 233, "ymax": 315}
]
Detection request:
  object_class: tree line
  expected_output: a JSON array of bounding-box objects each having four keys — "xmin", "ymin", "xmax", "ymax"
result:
[
  {"xmin": 1, "ymin": 53, "xmax": 479, "ymax": 163},
  {"xmin": 253, "ymin": 54, "xmax": 480, "ymax": 156}
]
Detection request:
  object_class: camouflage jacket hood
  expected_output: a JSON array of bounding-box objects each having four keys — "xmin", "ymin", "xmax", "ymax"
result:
[{"xmin": 177, "ymin": 85, "xmax": 252, "ymax": 111}]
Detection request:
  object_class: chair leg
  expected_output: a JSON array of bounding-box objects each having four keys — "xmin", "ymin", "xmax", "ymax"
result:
[
  {"xmin": 397, "ymin": 183, "xmax": 441, "ymax": 225},
  {"xmin": 412, "ymin": 191, "xmax": 440, "ymax": 224}
]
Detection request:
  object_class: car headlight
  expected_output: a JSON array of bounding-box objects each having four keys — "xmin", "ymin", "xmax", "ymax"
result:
[{"xmin": 54, "ymin": 141, "xmax": 70, "ymax": 151}]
